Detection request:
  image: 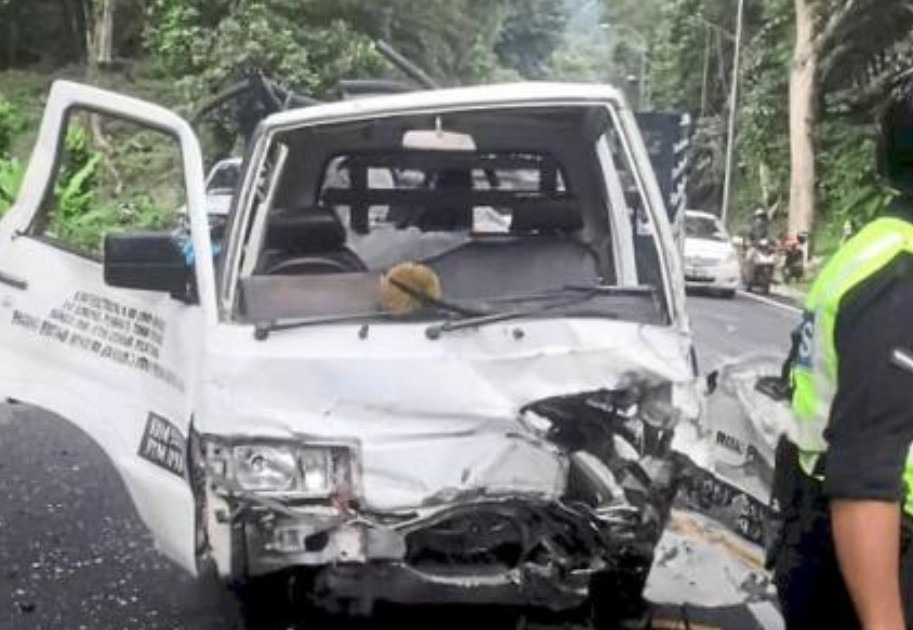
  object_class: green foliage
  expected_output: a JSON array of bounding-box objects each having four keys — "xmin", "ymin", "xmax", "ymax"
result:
[
  {"xmin": 59, "ymin": 125, "xmax": 95, "ymax": 185},
  {"xmin": 651, "ymin": 0, "xmax": 910, "ymax": 250},
  {"xmin": 602, "ymin": 0, "xmax": 663, "ymax": 39},
  {"xmin": 47, "ymin": 192, "xmax": 172, "ymax": 253},
  {"xmin": 494, "ymin": 0, "xmax": 569, "ymax": 79},
  {"xmin": 0, "ymin": 91, "xmax": 26, "ymax": 216},
  {"xmin": 651, "ymin": 0, "xmax": 706, "ymax": 111},
  {"xmin": 548, "ymin": 35, "xmax": 617, "ymax": 84},
  {"xmin": 176, "ymin": 0, "xmax": 574, "ymax": 87},
  {"xmin": 300, "ymin": 0, "xmax": 516, "ymax": 85},
  {"xmin": 736, "ymin": 0, "xmax": 792, "ymax": 222},
  {"xmin": 0, "ymin": 124, "xmax": 107, "ymax": 226},
  {"xmin": 0, "ymin": 98, "xmax": 22, "ymax": 155},
  {"xmin": 3, "ymin": 0, "xmax": 582, "ymax": 251},
  {"xmin": 32, "ymin": 121, "xmax": 178, "ymax": 253},
  {"xmin": 815, "ymin": 119, "xmax": 892, "ymax": 231},
  {"xmin": 735, "ymin": 0, "xmax": 905, "ymax": 244},
  {"xmin": 44, "ymin": 126, "xmax": 104, "ymax": 248},
  {"xmin": 146, "ymin": 0, "xmax": 384, "ymax": 97},
  {"xmin": 0, "ymin": 157, "xmax": 24, "ymax": 216},
  {"xmin": 55, "ymin": 152, "xmax": 102, "ymax": 221}
]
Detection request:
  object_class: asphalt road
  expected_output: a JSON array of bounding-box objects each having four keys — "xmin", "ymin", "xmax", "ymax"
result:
[
  {"xmin": 688, "ymin": 292, "xmax": 800, "ymax": 369},
  {"xmin": 0, "ymin": 293, "xmax": 798, "ymax": 630}
]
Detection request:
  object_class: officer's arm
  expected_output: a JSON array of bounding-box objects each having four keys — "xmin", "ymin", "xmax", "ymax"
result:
[
  {"xmin": 832, "ymin": 501, "xmax": 905, "ymax": 630},
  {"xmin": 825, "ymin": 270, "xmax": 913, "ymax": 630}
]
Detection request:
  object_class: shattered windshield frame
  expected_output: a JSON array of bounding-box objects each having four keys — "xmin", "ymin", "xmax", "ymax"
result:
[{"xmin": 224, "ymin": 101, "xmax": 674, "ymax": 328}]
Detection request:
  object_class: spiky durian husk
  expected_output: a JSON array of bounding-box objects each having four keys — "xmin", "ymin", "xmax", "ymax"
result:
[{"xmin": 379, "ymin": 262, "xmax": 442, "ymax": 315}]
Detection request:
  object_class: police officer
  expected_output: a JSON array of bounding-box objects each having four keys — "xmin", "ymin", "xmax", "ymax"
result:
[{"xmin": 773, "ymin": 83, "xmax": 913, "ymax": 628}]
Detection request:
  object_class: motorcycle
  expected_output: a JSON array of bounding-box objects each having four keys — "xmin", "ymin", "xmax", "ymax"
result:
[{"xmin": 743, "ymin": 238, "xmax": 776, "ymax": 294}]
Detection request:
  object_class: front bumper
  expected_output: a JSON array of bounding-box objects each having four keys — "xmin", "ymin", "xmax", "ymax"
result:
[
  {"xmin": 196, "ymin": 378, "xmax": 695, "ymax": 611},
  {"xmin": 684, "ymin": 261, "xmax": 740, "ymax": 291},
  {"xmin": 225, "ymin": 498, "xmax": 636, "ymax": 611},
  {"xmin": 316, "ymin": 559, "xmax": 592, "ymax": 610}
]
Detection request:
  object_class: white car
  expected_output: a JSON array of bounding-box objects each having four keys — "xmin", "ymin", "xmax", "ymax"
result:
[
  {"xmin": 683, "ymin": 210, "xmax": 740, "ymax": 298},
  {"xmin": 0, "ymin": 81, "xmax": 759, "ymax": 626}
]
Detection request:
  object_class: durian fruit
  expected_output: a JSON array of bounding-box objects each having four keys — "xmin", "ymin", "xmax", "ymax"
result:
[{"xmin": 379, "ymin": 262, "xmax": 442, "ymax": 315}]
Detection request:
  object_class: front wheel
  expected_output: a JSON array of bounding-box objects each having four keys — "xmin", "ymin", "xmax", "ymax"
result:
[
  {"xmin": 588, "ymin": 570, "xmax": 652, "ymax": 630},
  {"xmin": 231, "ymin": 573, "xmax": 296, "ymax": 630}
]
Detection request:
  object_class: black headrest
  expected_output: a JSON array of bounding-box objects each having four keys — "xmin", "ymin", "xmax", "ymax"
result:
[
  {"xmin": 267, "ymin": 206, "xmax": 346, "ymax": 253},
  {"xmin": 417, "ymin": 169, "xmax": 474, "ymax": 232},
  {"xmin": 510, "ymin": 199, "xmax": 583, "ymax": 234}
]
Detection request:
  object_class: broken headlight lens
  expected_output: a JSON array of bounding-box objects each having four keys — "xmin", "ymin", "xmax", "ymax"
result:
[
  {"xmin": 299, "ymin": 448, "xmax": 332, "ymax": 495},
  {"xmin": 208, "ymin": 441, "xmax": 355, "ymax": 498},
  {"xmin": 234, "ymin": 445, "xmax": 298, "ymax": 492}
]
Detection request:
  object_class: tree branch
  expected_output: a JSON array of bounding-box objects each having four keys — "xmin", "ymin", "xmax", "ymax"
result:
[{"xmin": 813, "ymin": 0, "xmax": 862, "ymax": 53}]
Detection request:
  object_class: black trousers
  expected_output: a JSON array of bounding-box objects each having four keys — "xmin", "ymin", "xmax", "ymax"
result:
[{"xmin": 771, "ymin": 447, "xmax": 913, "ymax": 629}]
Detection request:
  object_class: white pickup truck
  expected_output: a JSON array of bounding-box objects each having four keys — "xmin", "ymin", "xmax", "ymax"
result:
[{"xmin": 0, "ymin": 81, "xmax": 776, "ymax": 627}]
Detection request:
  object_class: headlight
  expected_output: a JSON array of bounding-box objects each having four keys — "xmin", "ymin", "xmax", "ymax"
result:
[
  {"xmin": 208, "ymin": 441, "xmax": 355, "ymax": 497},
  {"xmin": 233, "ymin": 445, "xmax": 298, "ymax": 492},
  {"xmin": 300, "ymin": 448, "xmax": 332, "ymax": 495}
]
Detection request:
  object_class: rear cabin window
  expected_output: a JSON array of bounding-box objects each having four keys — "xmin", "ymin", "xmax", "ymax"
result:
[{"xmin": 319, "ymin": 153, "xmax": 568, "ymax": 236}]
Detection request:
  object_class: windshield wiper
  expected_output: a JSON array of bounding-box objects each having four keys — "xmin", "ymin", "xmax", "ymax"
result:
[
  {"xmin": 255, "ymin": 284, "xmax": 655, "ymax": 341},
  {"xmin": 424, "ymin": 284, "xmax": 651, "ymax": 340},
  {"xmin": 387, "ymin": 277, "xmax": 486, "ymax": 318},
  {"xmin": 253, "ymin": 282, "xmax": 489, "ymax": 341}
]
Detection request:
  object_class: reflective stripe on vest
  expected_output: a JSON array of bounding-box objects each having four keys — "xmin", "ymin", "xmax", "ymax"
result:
[{"xmin": 791, "ymin": 217, "xmax": 913, "ymax": 516}]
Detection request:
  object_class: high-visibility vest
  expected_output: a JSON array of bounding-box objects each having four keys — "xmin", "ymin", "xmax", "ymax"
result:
[{"xmin": 791, "ymin": 216, "xmax": 913, "ymax": 517}]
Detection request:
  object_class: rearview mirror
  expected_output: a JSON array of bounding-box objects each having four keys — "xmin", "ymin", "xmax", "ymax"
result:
[
  {"xmin": 403, "ymin": 123, "xmax": 477, "ymax": 152},
  {"xmin": 104, "ymin": 232, "xmax": 192, "ymax": 300}
]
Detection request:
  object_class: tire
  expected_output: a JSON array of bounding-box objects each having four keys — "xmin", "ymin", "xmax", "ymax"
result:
[
  {"xmin": 190, "ymin": 560, "xmax": 247, "ymax": 630},
  {"xmin": 588, "ymin": 570, "xmax": 652, "ymax": 630},
  {"xmin": 719, "ymin": 289, "xmax": 737, "ymax": 299},
  {"xmin": 231, "ymin": 573, "xmax": 295, "ymax": 630}
]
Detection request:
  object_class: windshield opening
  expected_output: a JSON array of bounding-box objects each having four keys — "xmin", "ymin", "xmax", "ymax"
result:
[
  {"xmin": 235, "ymin": 106, "xmax": 668, "ymax": 327},
  {"xmin": 686, "ymin": 214, "xmax": 728, "ymax": 242}
]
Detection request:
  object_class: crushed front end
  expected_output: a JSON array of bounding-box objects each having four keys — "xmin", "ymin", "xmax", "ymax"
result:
[{"xmin": 194, "ymin": 378, "xmax": 693, "ymax": 614}]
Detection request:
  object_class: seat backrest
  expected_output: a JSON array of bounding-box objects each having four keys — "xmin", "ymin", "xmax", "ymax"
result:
[
  {"xmin": 426, "ymin": 238, "xmax": 601, "ymax": 300},
  {"xmin": 266, "ymin": 206, "xmax": 347, "ymax": 254},
  {"xmin": 416, "ymin": 169, "xmax": 474, "ymax": 232},
  {"xmin": 509, "ymin": 199, "xmax": 583, "ymax": 235}
]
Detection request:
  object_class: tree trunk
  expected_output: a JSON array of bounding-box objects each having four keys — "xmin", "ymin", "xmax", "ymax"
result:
[
  {"xmin": 85, "ymin": 0, "xmax": 115, "ymax": 73},
  {"xmin": 788, "ymin": 0, "xmax": 818, "ymax": 238},
  {"xmin": 82, "ymin": 0, "xmax": 120, "ymax": 191}
]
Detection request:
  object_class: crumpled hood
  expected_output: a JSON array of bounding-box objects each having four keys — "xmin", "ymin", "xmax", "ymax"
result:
[{"xmin": 201, "ymin": 319, "xmax": 698, "ymax": 511}]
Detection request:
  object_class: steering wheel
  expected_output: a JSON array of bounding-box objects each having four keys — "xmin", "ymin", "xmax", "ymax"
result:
[{"xmin": 266, "ymin": 256, "xmax": 356, "ymax": 276}]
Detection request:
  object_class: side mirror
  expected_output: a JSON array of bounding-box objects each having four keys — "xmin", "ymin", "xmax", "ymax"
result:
[{"xmin": 104, "ymin": 232, "xmax": 192, "ymax": 299}]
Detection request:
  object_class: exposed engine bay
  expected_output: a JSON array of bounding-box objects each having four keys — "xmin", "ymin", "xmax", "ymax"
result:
[{"xmin": 197, "ymin": 380, "xmax": 688, "ymax": 613}]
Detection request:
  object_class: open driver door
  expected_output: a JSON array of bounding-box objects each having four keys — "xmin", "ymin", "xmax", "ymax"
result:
[{"xmin": 0, "ymin": 81, "xmax": 217, "ymax": 575}]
